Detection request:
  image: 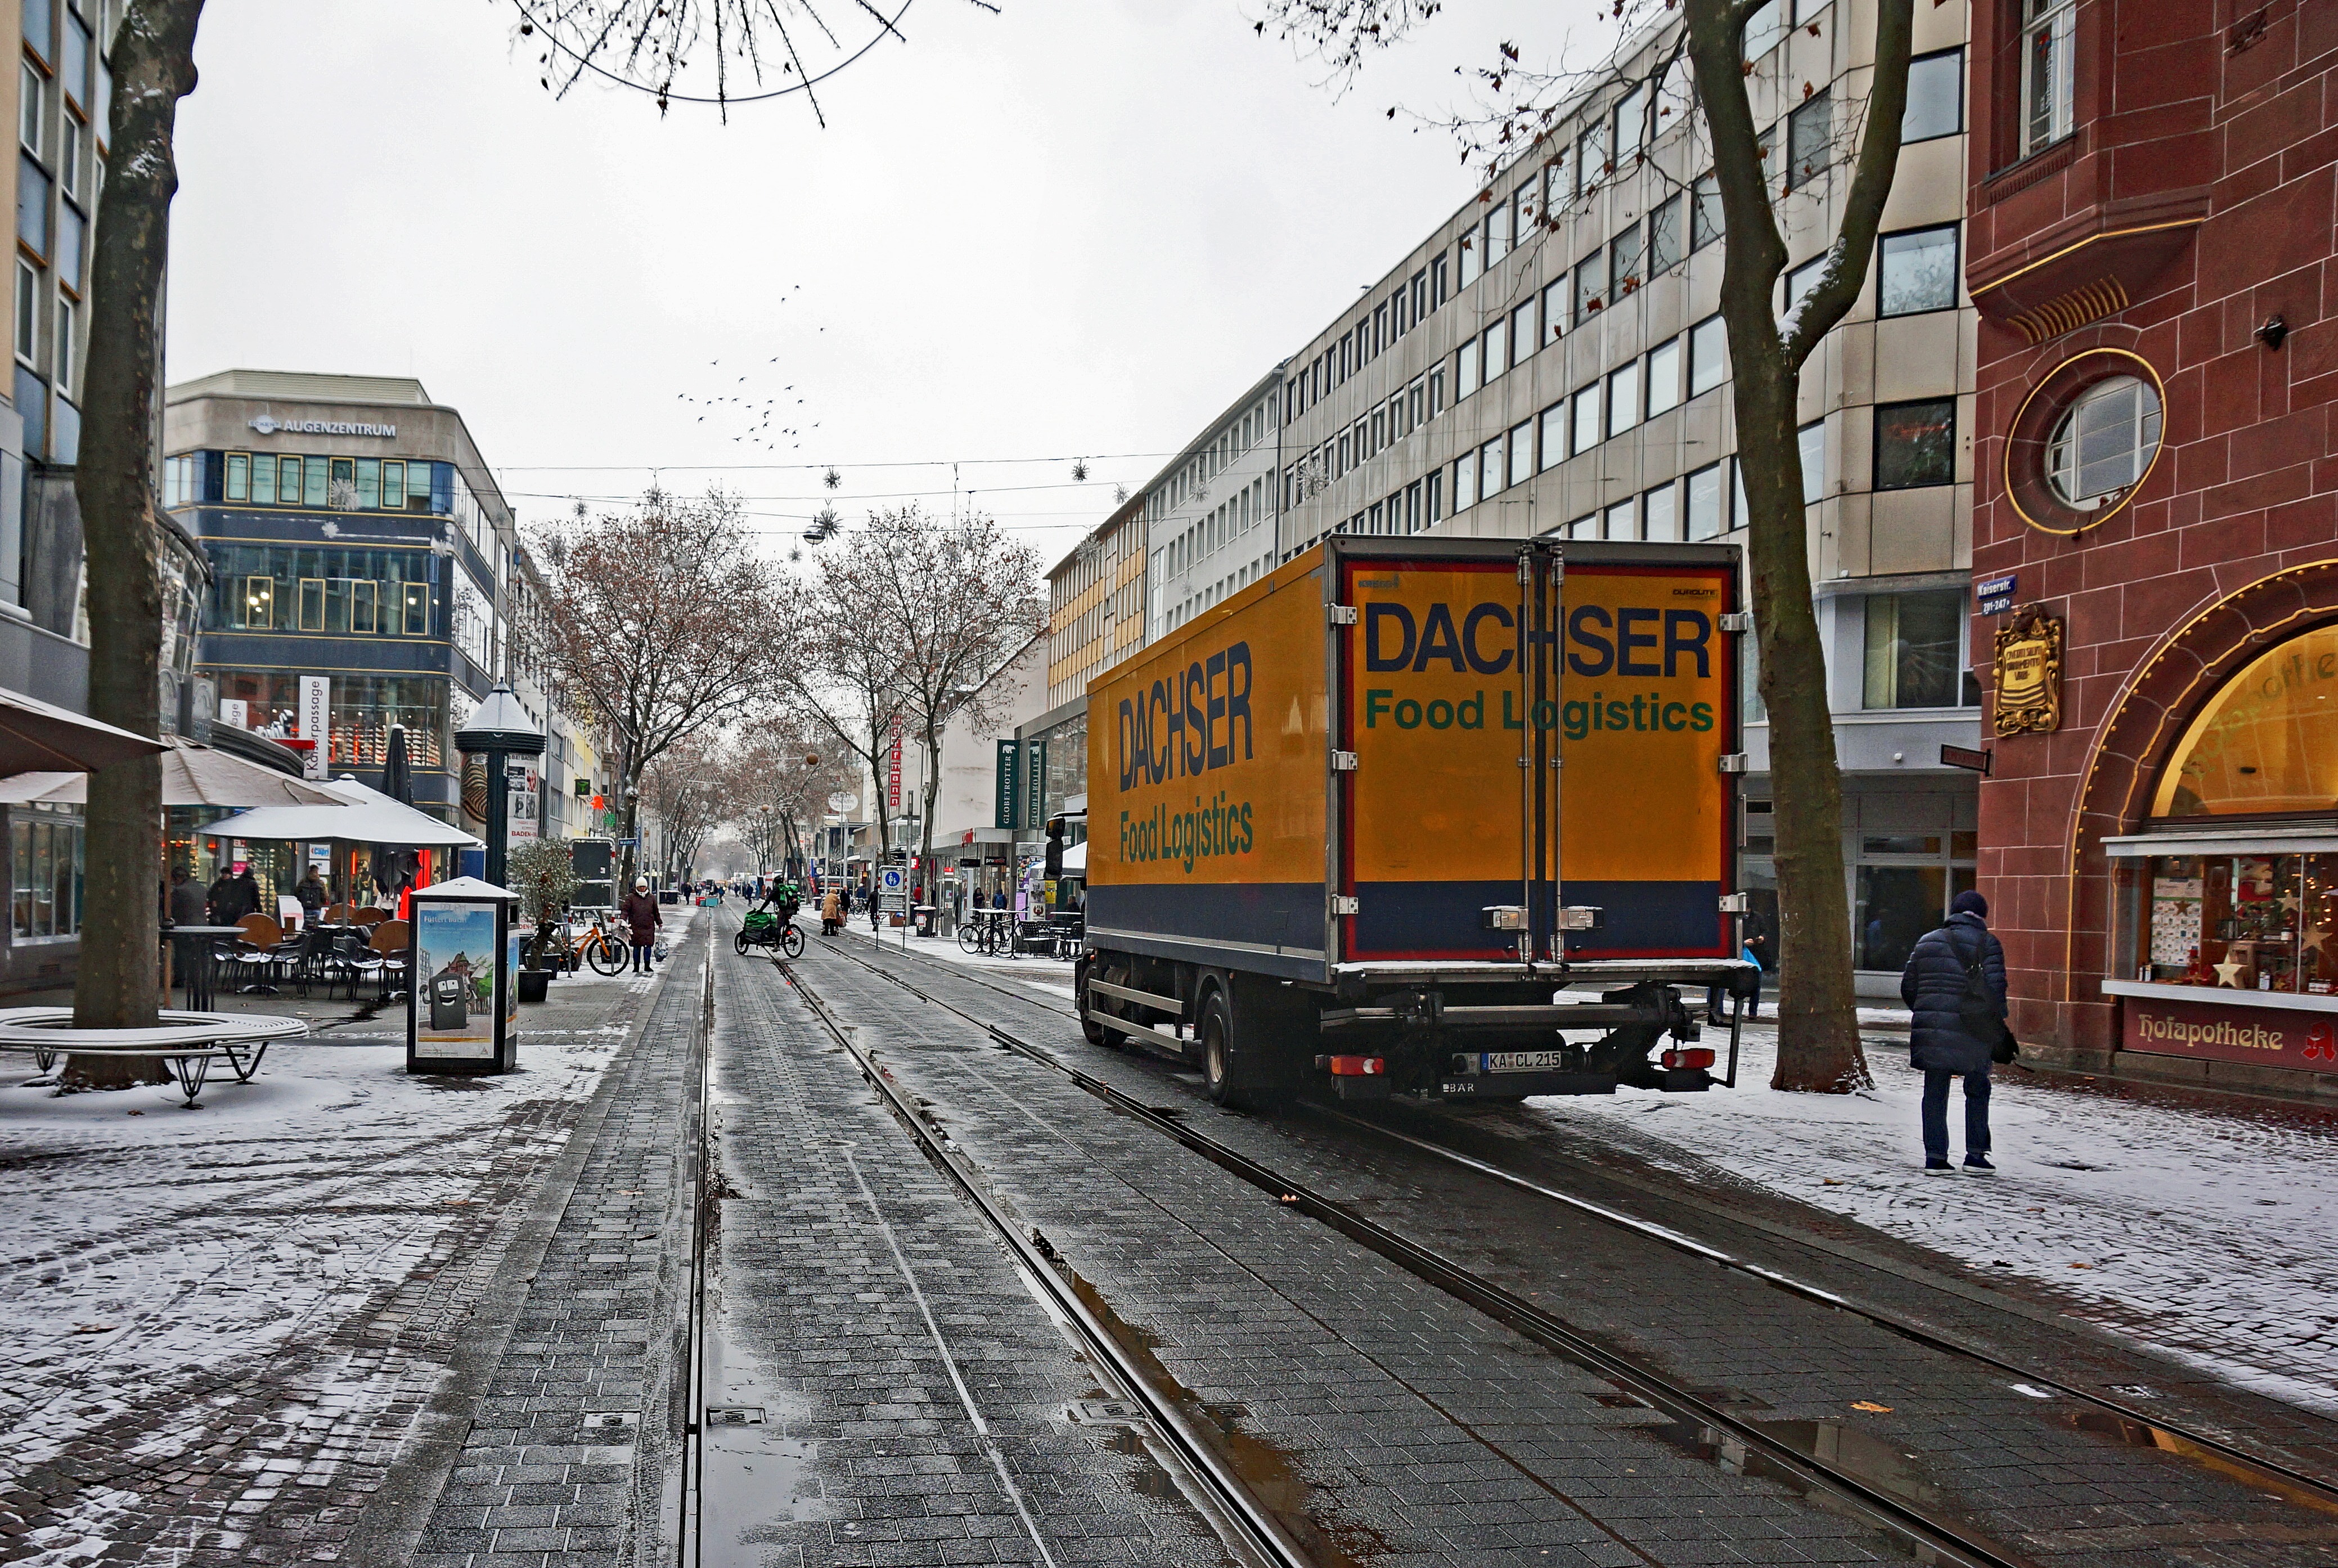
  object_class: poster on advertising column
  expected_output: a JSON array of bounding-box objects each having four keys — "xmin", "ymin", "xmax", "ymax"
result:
[
  {"xmin": 507, "ymin": 762, "xmax": 539, "ymax": 841},
  {"xmin": 411, "ymin": 900, "xmax": 499, "ymax": 1061}
]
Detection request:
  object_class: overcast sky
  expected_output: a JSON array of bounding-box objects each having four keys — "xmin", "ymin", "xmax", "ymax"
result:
[{"xmin": 164, "ymin": 0, "xmax": 1603, "ymax": 569}]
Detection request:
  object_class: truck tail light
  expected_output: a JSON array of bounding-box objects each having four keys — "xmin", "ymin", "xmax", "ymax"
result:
[
  {"xmin": 1325, "ymin": 1055, "xmax": 1384, "ymax": 1076},
  {"xmin": 1661, "ymin": 1048, "xmax": 1716, "ymax": 1071}
]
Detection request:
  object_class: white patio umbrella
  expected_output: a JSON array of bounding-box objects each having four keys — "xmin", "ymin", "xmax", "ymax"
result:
[
  {"xmin": 0, "ymin": 738, "xmax": 346, "ymax": 809},
  {"xmin": 201, "ymin": 774, "xmax": 482, "ymax": 850}
]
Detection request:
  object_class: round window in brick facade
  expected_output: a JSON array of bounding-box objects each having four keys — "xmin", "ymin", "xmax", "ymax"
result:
[{"xmin": 2004, "ymin": 348, "xmax": 2169, "ymax": 536}]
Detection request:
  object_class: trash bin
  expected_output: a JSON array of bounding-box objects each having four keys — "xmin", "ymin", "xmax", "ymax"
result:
[{"xmin": 914, "ymin": 904, "xmax": 937, "ymax": 937}]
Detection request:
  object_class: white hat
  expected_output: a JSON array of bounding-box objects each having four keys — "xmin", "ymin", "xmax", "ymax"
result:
[{"xmin": 635, "ymin": 878, "xmax": 649, "ymax": 891}]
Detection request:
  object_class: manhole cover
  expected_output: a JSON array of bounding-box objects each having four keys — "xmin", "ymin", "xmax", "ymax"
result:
[{"xmin": 705, "ymin": 1406, "xmax": 767, "ymax": 1427}]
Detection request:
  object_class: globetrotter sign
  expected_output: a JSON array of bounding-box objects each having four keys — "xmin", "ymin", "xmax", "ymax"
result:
[
  {"xmin": 249, "ymin": 414, "xmax": 398, "ymax": 438},
  {"xmin": 2123, "ymin": 994, "xmax": 2338, "ymax": 1071}
]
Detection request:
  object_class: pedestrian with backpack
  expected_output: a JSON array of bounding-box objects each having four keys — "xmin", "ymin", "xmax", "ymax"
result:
[{"xmin": 1898, "ymin": 889, "xmax": 2012, "ymax": 1173}]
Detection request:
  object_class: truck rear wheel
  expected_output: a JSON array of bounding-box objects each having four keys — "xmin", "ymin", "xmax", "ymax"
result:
[
  {"xmin": 1200, "ymin": 990, "xmax": 1284, "ymax": 1112},
  {"xmin": 1077, "ymin": 955, "xmax": 1127, "ymax": 1048}
]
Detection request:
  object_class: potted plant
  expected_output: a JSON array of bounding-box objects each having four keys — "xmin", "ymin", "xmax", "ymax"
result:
[{"xmin": 509, "ymin": 838, "xmax": 578, "ymax": 1004}]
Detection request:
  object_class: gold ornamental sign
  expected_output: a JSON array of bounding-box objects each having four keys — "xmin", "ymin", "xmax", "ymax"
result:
[{"xmin": 1992, "ymin": 604, "xmax": 2063, "ymax": 736}]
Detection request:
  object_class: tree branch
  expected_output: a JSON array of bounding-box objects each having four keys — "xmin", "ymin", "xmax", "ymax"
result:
[{"xmin": 1782, "ymin": 0, "xmax": 1916, "ymax": 369}]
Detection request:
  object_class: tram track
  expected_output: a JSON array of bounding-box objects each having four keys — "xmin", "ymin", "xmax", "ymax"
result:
[
  {"xmin": 797, "ymin": 926, "xmax": 2338, "ymax": 1551},
  {"xmin": 754, "ymin": 946, "xmax": 1317, "ymax": 1568}
]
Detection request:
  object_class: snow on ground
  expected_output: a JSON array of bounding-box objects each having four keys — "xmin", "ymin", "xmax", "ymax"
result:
[
  {"xmin": 1528, "ymin": 1021, "xmax": 2338, "ymax": 1414},
  {"xmin": 830, "ymin": 915, "xmax": 1078, "ymax": 1001},
  {"xmin": 0, "ymin": 906, "xmax": 691, "ymax": 1563}
]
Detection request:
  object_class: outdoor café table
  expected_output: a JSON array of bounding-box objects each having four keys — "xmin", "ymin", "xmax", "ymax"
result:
[
  {"xmin": 0, "ymin": 1007, "xmax": 308, "ymax": 1106},
  {"xmin": 162, "ymin": 925, "xmax": 249, "ymax": 1011}
]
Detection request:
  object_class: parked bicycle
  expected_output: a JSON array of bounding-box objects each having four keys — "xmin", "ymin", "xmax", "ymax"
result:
[
  {"xmin": 524, "ymin": 910, "xmax": 631, "ymax": 976},
  {"xmin": 957, "ymin": 907, "xmax": 1013, "ymax": 958}
]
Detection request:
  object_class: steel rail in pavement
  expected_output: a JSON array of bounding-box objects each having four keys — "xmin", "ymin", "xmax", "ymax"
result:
[
  {"xmin": 803, "ymin": 931, "xmax": 2338, "ymax": 1537},
  {"xmin": 770, "ymin": 958, "xmax": 1317, "ymax": 1568}
]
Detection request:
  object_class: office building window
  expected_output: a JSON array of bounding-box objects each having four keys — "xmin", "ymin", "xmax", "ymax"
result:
[
  {"xmin": 1512, "ymin": 295, "xmax": 1539, "ymax": 362},
  {"xmin": 1878, "ymin": 224, "xmax": 1958, "ymax": 316},
  {"xmin": 1571, "ymin": 385, "xmax": 1600, "ymax": 457},
  {"xmin": 1577, "ymin": 118, "xmax": 1608, "ymax": 193},
  {"xmin": 1426, "ymin": 470, "xmax": 1443, "ymax": 525},
  {"xmin": 1410, "ymin": 267, "xmax": 1428, "ymax": 321},
  {"xmin": 1509, "ymin": 420, "xmax": 1534, "ymax": 489},
  {"xmin": 1687, "ymin": 462, "xmax": 1725, "ymax": 540},
  {"xmin": 1373, "ymin": 302, "xmax": 1387, "ymax": 354},
  {"xmin": 1429, "ymin": 363, "xmax": 1446, "ymax": 415},
  {"xmin": 1405, "ymin": 479, "xmax": 1423, "ymax": 533},
  {"xmin": 13, "ymin": 259, "xmax": 34, "ymax": 365},
  {"xmin": 1688, "ymin": 313, "xmax": 1727, "ymax": 397},
  {"xmin": 1453, "ymin": 450, "xmax": 1476, "ymax": 513},
  {"xmin": 1647, "ymin": 336, "xmax": 1681, "ymax": 417},
  {"xmin": 1539, "ymin": 402, "xmax": 1566, "ymax": 473},
  {"xmin": 1514, "ymin": 179, "xmax": 1540, "ymax": 242},
  {"xmin": 1460, "ymin": 229, "xmax": 1481, "ymax": 288},
  {"xmin": 1786, "ymin": 89, "xmax": 1830, "ymax": 188},
  {"xmin": 1743, "ymin": 0, "xmax": 1786, "ymax": 57},
  {"xmin": 55, "ymin": 201, "xmax": 80, "ymax": 294},
  {"xmin": 1575, "ymin": 248, "xmax": 1607, "ymax": 324},
  {"xmin": 1798, "ymin": 419, "xmax": 1826, "ymax": 506},
  {"xmin": 1563, "ymin": 513, "xmax": 1596, "ymax": 540},
  {"xmin": 1644, "ymin": 481, "xmax": 1679, "ymax": 541},
  {"xmin": 1611, "ymin": 223, "xmax": 1644, "ymax": 298},
  {"xmin": 1456, "ymin": 336, "xmax": 1480, "ymax": 400},
  {"xmin": 1863, "ymin": 590, "xmax": 1967, "ymax": 709},
  {"xmin": 1692, "ymin": 172, "xmax": 1724, "ymax": 250},
  {"xmin": 1613, "ymin": 81, "xmax": 1649, "ymax": 164},
  {"xmin": 1541, "ymin": 278, "xmax": 1566, "ymax": 347},
  {"xmin": 1485, "ymin": 198, "xmax": 1512, "ymax": 266},
  {"xmin": 1604, "ymin": 498, "xmax": 1636, "ymax": 540},
  {"xmin": 1483, "ymin": 317, "xmax": 1508, "ymax": 383},
  {"xmin": 1903, "ymin": 47, "xmax": 1962, "ymax": 142},
  {"xmin": 19, "ymin": 60, "xmax": 43, "ymax": 159},
  {"xmin": 19, "ymin": 155, "xmax": 51, "ymax": 259},
  {"xmin": 1783, "ymin": 254, "xmax": 1826, "ymax": 320},
  {"xmin": 1648, "ymin": 194, "xmax": 1684, "ymax": 275},
  {"xmin": 1607, "ymin": 361, "xmax": 1640, "ymax": 438},
  {"xmin": 1480, "ymin": 433, "xmax": 1505, "ymax": 502},
  {"xmin": 52, "ymin": 295, "xmax": 69, "ymax": 393},
  {"xmin": 1874, "ymin": 398, "xmax": 1957, "ymax": 489},
  {"xmin": 2023, "ymin": 0, "xmax": 2075, "ymax": 156},
  {"xmin": 60, "ymin": 11, "xmax": 88, "ymax": 112},
  {"xmin": 1431, "ymin": 250, "xmax": 1449, "ymax": 307},
  {"xmin": 1544, "ymin": 149, "xmax": 1572, "ymax": 215},
  {"xmin": 1408, "ymin": 374, "xmax": 1426, "ymax": 428}
]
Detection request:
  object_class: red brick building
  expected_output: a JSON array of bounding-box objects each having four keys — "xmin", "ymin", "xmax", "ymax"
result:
[{"xmin": 1966, "ymin": 0, "xmax": 2338, "ymax": 1094}]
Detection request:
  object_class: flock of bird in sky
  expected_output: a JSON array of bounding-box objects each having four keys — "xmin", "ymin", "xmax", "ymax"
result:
[{"xmin": 674, "ymin": 284, "xmax": 824, "ymax": 452}]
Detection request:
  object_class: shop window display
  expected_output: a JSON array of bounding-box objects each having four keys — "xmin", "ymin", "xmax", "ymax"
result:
[{"xmin": 2121, "ymin": 853, "xmax": 2338, "ymax": 995}]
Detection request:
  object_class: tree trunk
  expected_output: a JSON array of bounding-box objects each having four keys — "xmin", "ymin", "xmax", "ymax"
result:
[
  {"xmin": 66, "ymin": 0, "xmax": 204, "ymax": 1088},
  {"xmin": 1734, "ymin": 353, "xmax": 1867, "ymax": 1090},
  {"xmin": 1684, "ymin": 0, "xmax": 1915, "ymax": 1091}
]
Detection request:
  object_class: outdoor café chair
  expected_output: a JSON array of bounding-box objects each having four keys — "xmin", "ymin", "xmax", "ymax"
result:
[{"xmin": 231, "ymin": 914, "xmax": 297, "ymax": 995}]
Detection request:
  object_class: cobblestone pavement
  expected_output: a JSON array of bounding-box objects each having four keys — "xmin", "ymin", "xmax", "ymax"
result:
[
  {"xmin": 797, "ymin": 933, "xmax": 2338, "ymax": 1568},
  {"xmin": 0, "ymin": 924, "xmax": 685, "ymax": 1567},
  {"xmin": 695, "ymin": 927, "xmax": 1238, "ymax": 1567}
]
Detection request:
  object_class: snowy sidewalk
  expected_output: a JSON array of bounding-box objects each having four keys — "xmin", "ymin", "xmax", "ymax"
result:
[
  {"xmin": 0, "ymin": 908, "xmax": 696, "ymax": 1566},
  {"xmin": 826, "ymin": 911, "xmax": 1077, "ymax": 1003},
  {"xmin": 1530, "ymin": 1021, "xmax": 2338, "ymax": 1416}
]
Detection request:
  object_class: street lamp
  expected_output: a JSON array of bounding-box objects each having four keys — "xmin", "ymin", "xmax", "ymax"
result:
[{"xmin": 453, "ymin": 680, "xmax": 545, "ymax": 889}]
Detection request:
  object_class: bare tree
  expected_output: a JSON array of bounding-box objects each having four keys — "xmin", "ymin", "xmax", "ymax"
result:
[
  {"xmin": 845, "ymin": 506, "xmax": 1044, "ymax": 892},
  {"xmin": 770, "ymin": 532, "xmax": 911, "ymax": 859},
  {"xmin": 1265, "ymin": 0, "xmax": 1919, "ymax": 1091},
  {"xmin": 640, "ymin": 731, "xmax": 725, "ymax": 885},
  {"xmin": 534, "ymin": 491, "xmax": 782, "ymax": 887},
  {"xmin": 713, "ymin": 726, "xmax": 855, "ymax": 882},
  {"xmin": 67, "ymin": 1, "xmax": 203, "ymax": 1086}
]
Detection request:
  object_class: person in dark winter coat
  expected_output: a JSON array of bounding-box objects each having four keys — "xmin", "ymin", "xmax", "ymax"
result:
[
  {"xmin": 620, "ymin": 878, "xmax": 662, "ymax": 974},
  {"xmin": 1899, "ymin": 889, "xmax": 2008, "ymax": 1173}
]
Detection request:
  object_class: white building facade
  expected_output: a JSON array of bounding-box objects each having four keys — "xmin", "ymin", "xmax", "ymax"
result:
[{"xmin": 1272, "ymin": 0, "xmax": 1982, "ymax": 992}]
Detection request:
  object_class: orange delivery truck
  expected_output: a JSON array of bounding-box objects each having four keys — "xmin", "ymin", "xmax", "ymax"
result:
[{"xmin": 1076, "ymin": 534, "xmax": 1759, "ymax": 1107}]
